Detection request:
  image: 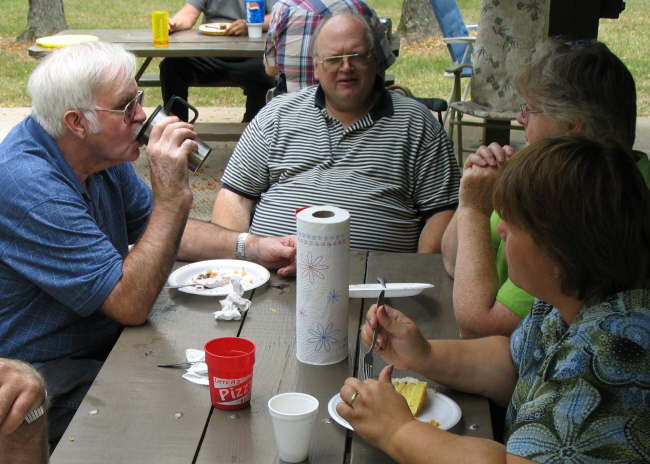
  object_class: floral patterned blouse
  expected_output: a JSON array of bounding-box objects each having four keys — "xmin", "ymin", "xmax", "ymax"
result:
[{"xmin": 505, "ymin": 289, "xmax": 650, "ymax": 462}]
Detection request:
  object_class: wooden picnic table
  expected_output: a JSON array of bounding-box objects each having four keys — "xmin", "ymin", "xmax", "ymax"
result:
[
  {"xmin": 50, "ymin": 252, "xmax": 493, "ymax": 463},
  {"xmin": 28, "ymin": 28, "xmax": 265, "ymax": 82}
]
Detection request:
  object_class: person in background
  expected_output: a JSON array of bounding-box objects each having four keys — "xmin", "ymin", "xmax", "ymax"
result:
[
  {"xmin": 0, "ymin": 358, "xmax": 48, "ymax": 463},
  {"xmin": 338, "ymin": 136, "xmax": 650, "ymax": 463},
  {"xmin": 0, "ymin": 41, "xmax": 294, "ymax": 449},
  {"xmin": 160, "ymin": 0, "xmax": 277, "ymax": 122},
  {"xmin": 441, "ymin": 38, "xmax": 650, "ymax": 338},
  {"xmin": 264, "ymin": 0, "xmax": 394, "ymax": 93},
  {"xmin": 212, "ymin": 13, "xmax": 460, "ymax": 253}
]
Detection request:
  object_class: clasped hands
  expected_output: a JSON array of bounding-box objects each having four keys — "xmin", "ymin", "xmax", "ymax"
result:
[{"xmin": 460, "ymin": 143, "xmax": 516, "ymax": 216}]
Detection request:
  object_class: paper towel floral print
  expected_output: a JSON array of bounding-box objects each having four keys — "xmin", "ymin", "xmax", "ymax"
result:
[
  {"xmin": 327, "ymin": 289, "xmax": 341, "ymax": 303},
  {"xmin": 505, "ymin": 289, "xmax": 650, "ymax": 462},
  {"xmin": 307, "ymin": 322, "xmax": 340, "ymax": 352},
  {"xmin": 300, "ymin": 252, "xmax": 329, "ymax": 284}
]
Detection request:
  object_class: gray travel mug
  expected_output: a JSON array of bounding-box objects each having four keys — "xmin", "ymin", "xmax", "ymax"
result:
[{"xmin": 136, "ymin": 96, "xmax": 212, "ymax": 173}]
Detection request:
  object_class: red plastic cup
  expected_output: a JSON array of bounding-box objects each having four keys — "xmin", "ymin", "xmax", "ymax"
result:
[{"xmin": 204, "ymin": 337, "xmax": 256, "ymax": 410}]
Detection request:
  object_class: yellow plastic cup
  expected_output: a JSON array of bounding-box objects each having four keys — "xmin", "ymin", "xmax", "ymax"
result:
[{"xmin": 151, "ymin": 11, "xmax": 169, "ymax": 47}]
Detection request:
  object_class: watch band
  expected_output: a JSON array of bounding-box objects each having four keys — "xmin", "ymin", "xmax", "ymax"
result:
[
  {"xmin": 234, "ymin": 232, "xmax": 250, "ymax": 260},
  {"xmin": 24, "ymin": 390, "xmax": 48, "ymax": 424}
]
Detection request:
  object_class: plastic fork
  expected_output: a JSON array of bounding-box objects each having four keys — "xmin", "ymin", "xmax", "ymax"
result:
[{"xmin": 362, "ymin": 288, "xmax": 384, "ymax": 379}]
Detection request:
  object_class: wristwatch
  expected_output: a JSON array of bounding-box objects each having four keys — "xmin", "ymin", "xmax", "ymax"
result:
[
  {"xmin": 24, "ymin": 390, "xmax": 48, "ymax": 424},
  {"xmin": 234, "ymin": 232, "xmax": 250, "ymax": 260}
]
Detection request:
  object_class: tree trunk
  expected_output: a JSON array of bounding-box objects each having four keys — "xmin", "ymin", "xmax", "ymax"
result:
[
  {"xmin": 398, "ymin": 0, "xmax": 440, "ymax": 43},
  {"xmin": 16, "ymin": 0, "xmax": 68, "ymax": 43}
]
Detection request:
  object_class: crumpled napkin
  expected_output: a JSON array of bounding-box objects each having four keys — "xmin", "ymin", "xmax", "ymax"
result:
[
  {"xmin": 181, "ymin": 348, "xmax": 209, "ymax": 386},
  {"xmin": 213, "ymin": 276, "xmax": 251, "ymax": 321}
]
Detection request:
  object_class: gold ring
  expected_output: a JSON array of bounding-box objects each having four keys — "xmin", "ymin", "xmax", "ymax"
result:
[{"xmin": 349, "ymin": 391, "xmax": 359, "ymax": 404}]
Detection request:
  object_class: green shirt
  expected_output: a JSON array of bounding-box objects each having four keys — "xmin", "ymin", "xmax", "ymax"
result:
[{"xmin": 491, "ymin": 151, "xmax": 650, "ymax": 318}]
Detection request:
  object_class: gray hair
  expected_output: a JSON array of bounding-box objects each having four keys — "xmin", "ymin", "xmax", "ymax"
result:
[
  {"xmin": 27, "ymin": 41, "xmax": 136, "ymax": 138},
  {"xmin": 515, "ymin": 38, "xmax": 636, "ymax": 150},
  {"xmin": 311, "ymin": 13, "xmax": 377, "ymax": 63}
]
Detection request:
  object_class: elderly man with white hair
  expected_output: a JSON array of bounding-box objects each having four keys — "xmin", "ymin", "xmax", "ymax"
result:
[{"xmin": 0, "ymin": 41, "xmax": 295, "ymax": 448}]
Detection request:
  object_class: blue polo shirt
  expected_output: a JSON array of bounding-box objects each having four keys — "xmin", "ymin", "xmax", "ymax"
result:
[{"xmin": 0, "ymin": 116, "xmax": 152, "ymax": 365}]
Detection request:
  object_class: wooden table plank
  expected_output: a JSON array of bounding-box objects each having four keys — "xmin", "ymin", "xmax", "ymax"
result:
[
  {"xmin": 350, "ymin": 252, "xmax": 494, "ymax": 463},
  {"xmin": 50, "ymin": 263, "xmax": 249, "ymax": 464},
  {"xmin": 195, "ymin": 251, "xmax": 368, "ymax": 464}
]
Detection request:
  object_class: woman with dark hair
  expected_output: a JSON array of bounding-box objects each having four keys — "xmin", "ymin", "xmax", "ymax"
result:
[
  {"xmin": 441, "ymin": 38, "xmax": 650, "ymax": 338},
  {"xmin": 337, "ymin": 136, "xmax": 650, "ymax": 463}
]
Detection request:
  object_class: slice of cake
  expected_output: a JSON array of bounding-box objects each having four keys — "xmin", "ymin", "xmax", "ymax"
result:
[{"xmin": 392, "ymin": 377, "xmax": 428, "ymax": 416}]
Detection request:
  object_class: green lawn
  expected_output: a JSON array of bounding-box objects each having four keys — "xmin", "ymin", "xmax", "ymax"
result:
[{"xmin": 0, "ymin": 0, "xmax": 648, "ymax": 115}]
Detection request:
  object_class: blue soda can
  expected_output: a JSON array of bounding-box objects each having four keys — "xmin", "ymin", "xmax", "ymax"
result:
[{"xmin": 245, "ymin": 0, "xmax": 265, "ymax": 24}]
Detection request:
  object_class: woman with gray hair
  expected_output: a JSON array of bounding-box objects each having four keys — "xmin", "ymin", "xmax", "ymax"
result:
[{"xmin": 441, "ymin": 38, "xmax": 650, "ymax": 339}]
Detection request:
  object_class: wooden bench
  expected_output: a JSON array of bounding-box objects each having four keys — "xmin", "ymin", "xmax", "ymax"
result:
[
  {"xmin": 194, "ymin": 122, "xmax": 248, "ymax": 142},
  {"xmin": 137, "ymin": 72, "xmax": 241, "ymax": 89}
]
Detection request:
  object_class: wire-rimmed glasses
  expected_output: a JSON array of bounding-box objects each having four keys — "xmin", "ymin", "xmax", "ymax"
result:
[
  {"xmin": 520, "ymin": 103, "xmax": 544, "ymax": 123},
  {"xmin": 317, "ymin": 53, "xmax": 373, "ymax": 72},
  {"xmin": 94, "ymin": 89, "xmax": 144, "ymax": 124}
]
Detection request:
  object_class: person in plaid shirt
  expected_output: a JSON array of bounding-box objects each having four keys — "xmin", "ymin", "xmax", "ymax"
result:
[{"xmin": 264, "ymin": 0, "xmax": 395, "ymax": 92}]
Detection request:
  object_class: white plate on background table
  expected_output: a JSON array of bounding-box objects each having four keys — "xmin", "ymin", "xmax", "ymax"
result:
[
  {"xmin": 198, "ymin": 22, "xmax": 230, "ymax": 35},
  {"xmin": 167, "ymin": 259, "xmax": 270, "ymax": 296},
  {"xmin": 348, "ymin": 283, "xmax": 434, "ymax": 298},
  {"xmin": 328, "ymin": 389, "xmax": 461, "ymax": 431}
]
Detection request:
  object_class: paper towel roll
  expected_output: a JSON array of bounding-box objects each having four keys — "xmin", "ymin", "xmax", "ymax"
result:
[{"xmin": 296, "ymin": 206, "xmax": 350, "ymax": 365}]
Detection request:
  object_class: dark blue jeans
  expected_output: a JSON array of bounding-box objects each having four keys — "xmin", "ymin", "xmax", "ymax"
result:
[
  {"xmin": 159, "ymin": 56, "xmax": 275, "ymax": 122},
  {"xmin": 37, "ymin": 358, "xmax": 103, "ymax": 451}
]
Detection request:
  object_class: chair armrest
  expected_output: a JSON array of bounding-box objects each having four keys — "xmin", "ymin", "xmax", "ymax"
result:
[
  {"xmin": 442, "ymin": 36, "xmax": 476, "ymax": 44},
  {"xmin": 445, "ymin": 63, "xmax": 473, "ymax": 74}
]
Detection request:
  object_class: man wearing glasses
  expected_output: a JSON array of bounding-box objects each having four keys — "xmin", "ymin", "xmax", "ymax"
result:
[
  {"xmin": 212, "ymin": 13, "xmax": 460, "ymax": 253},
  {"xmin": 0, "ymin": 41, "xmax": 295, "ymax": 449}
]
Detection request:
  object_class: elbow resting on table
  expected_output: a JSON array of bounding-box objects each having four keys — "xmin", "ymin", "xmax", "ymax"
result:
[
  {"xmin": 441, "ymin": 252, "xmax": 455, "ymax": 278},
  {"xmin": 454, "ymin": 303, "xmax": 521, "ymax": 339}
]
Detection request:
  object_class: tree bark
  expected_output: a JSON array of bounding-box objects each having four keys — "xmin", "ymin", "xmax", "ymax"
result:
[
  {"xmin": 16, "ymin": 0, "xmax": 68, "ymax": 43},
  {"xmin": 398, "ymin": 0, "xmax": 440, "ymax": 43}
]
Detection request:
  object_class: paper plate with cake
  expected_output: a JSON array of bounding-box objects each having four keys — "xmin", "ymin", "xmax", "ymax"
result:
[{"xmin": 328, "ymin": 377, "xmax": 461, "ymax": 431}]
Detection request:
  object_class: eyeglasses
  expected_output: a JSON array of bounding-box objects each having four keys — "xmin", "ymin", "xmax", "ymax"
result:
[
  {"xmin": 94, "ymin": 90, "xmax": 144, "ymax": 124},
  {"xmin": 317, "ymin": 53, "xmax": 372, "ymax": 72},
  {"xmin": 520, "ymin": 103, "xmax": 544, "ymax": 122}
]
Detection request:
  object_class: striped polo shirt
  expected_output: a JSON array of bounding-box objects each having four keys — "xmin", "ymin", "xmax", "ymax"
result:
[{"xmin": 221, "ymin": 85, "xmax": 460, "ymax": 252}]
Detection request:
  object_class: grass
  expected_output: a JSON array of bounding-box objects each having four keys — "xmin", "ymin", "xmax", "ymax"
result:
[{"xmin": 0, "ymin": 0, "xmax": 648, "ymax": 115}]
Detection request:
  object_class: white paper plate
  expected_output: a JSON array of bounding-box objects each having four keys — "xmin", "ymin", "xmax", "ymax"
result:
[
  {"xmin": 328, "ymin": 389, "xmax": 461, "ymax": 431},
  {"xmin": 35, "ymin": 34, "xmax": 99, "ymax": 48},
  {"xmin": 199, "ymin": 22, "xmax": 230, "ymax": 35},
  {"xmin": 348, "ymin": 283, "xmax": 434, "ymax": 298},
  {"xmin": 167, "ymin": 259, "xmax": 270, "ymax": 296}
]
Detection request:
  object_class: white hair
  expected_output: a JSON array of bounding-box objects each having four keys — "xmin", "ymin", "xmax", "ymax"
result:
[{"xmin": 27, "ymin": 41, "xmax": 136, "ymax": 138}]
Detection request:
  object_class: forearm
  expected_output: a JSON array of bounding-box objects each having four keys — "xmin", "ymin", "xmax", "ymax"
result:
[
  {"xmin": 452, "ymin": 207, "xmax": 501, "ymax": 337},
  {"xmin": 418, "ymin": 209, "xmax": 454, "ymax": 253},
  {"xmin": 440, "ymin": 211, "xmax": 458, "ymax": 276},
  {"xmin": 0, "ymin": 418, "xmax": 48, "ymax": 464},
  {"xmin": 170, "ymin": 4, "xmax": 201, "ymax": 31},
  {"xmin": 102, "ymin": 196, "xmax": 191, "ymax": 324},
  {"xmin": 177, "ymin": 218, "xmax": 239, "ymax": 261},
  {"xmin": 386, "ymin": 421, "xmax": 509, "ymax": 464},
  {"xmin": 417, "ymin": 337, "xmax": 516, "ymax": 406}
]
